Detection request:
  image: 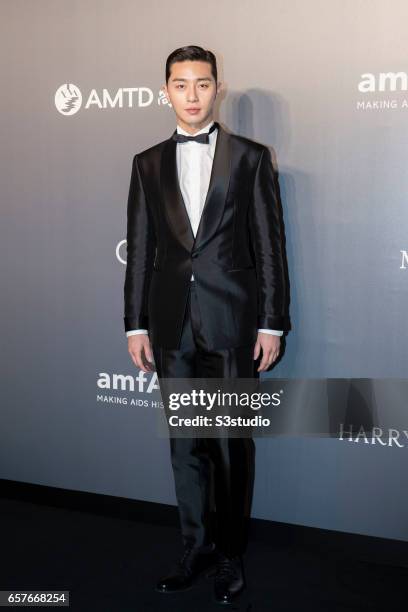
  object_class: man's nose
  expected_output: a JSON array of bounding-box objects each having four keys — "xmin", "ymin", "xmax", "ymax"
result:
[{"xmin": 186, "ymin": 87, "xmax": 199, "ymax": 101}]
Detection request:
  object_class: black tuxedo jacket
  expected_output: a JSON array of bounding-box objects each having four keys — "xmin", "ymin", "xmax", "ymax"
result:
[{"xmin": 124, "ymin": 122, "xmax": 290, "ymax": 350}]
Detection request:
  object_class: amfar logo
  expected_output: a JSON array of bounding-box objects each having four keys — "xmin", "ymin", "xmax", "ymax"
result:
[
  {"xmin": 356, "ymin": 72, "xmax": 408, "ymax": 110},
  {"xmin": 96, "ymin": 371, "xmax": 162, "ymax": 407},
  {"xmin": 358, "ymin": 72, "xmax": 408, "ymax": 93},
  {"xmin": 55, "ymin": 83, "xmax": 171, "ymax": 115},
  {"xmin": 97, "ymin": 371, "xmax": 159, "ymax": 393},
  {"xmin": 400, "ymin": 250, "xmax": 408, "ymax": 269}
]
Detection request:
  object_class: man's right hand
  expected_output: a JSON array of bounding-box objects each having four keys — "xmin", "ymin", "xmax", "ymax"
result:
[{"xmin": 128, "ymin": 334, "xmax": 155, "ymax": 373}]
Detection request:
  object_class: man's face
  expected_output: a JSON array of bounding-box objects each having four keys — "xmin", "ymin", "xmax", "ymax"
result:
[{"xmin": 163, "ymin": 60, "xmax": 220, "ymax": 133}]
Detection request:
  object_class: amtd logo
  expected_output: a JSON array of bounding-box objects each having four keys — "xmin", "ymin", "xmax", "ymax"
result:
[
  {"xmin": 358, "ymin": 72, "xmax": 408, "ymax": 93},
  {"xmin": 55, "ymin": 83, "xmax": 170, "ymax": 115},
  {"xmin": 55, "ymin": 84, "xmax": 82, "ymax": 115}
]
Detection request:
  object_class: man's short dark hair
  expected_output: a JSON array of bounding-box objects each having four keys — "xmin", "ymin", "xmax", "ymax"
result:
[{"xmin": 165, "ymin": 45, "xmax": 217, "ymax": 84}]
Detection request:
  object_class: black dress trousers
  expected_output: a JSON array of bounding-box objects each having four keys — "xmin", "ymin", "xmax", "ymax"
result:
[{"xmin": 152, "ymin": 280, "xmax": 259, "ymax": 557}]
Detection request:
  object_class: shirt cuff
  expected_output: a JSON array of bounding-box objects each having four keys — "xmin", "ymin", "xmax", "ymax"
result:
[
  {"xmin": 257, "ymin": 328, "xmax": 283, "ymax": 336},
  {"xmin": 126, "ymin": 329, "xmax": 148, "ymax": 337}
]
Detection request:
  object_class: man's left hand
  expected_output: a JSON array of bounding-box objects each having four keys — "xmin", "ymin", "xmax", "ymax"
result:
[{"xmin": 253, "ymin": 333, "xmax": 281, "ymax": 372}]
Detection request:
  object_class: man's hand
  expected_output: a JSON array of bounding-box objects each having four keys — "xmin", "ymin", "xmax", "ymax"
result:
[
  {"xmin": 128, "ymin": 334, "xmax": 154, "ymax": 373},
  {"xmin": 253, "ymin": 332, "xmax": 281, "ymax": 372}
]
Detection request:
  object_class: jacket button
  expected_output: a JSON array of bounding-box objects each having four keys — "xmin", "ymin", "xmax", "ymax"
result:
[{"xmin": 191, "ymin": 252, "xmax": 198, "ymax": 259}]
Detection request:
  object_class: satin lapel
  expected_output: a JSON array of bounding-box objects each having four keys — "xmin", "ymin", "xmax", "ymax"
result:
[
  {"xmin": 160, "ymin": 123, "xmax": 232, "ymax": 253},
  {"xmin": 194, "ymin": 124, "xmax": 232, "ymax": 253},
  {"xmin": 160, "ymin": 137, "xmax": 194, "ymax": 252}
]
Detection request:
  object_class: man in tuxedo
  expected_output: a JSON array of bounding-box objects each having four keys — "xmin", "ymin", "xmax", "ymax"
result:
[{"xmin": 124, "ymin": 45, "xmax": 290, "ymax": 605}]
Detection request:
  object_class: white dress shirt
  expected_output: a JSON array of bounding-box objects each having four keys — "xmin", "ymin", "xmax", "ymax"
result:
[{"xmin": 126, "ymin": 120, "xmax": 283, "ymax": 338}]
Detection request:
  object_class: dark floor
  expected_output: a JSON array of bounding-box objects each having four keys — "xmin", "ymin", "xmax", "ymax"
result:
[{"xmin": 0, "ymin": 497, "xmax": 406, "ymax": 611}]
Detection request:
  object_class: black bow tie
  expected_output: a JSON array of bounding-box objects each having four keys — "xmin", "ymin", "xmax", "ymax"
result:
[{"xmin": 172, "ymin": 121, "xmax": 219, "ymax": 144}]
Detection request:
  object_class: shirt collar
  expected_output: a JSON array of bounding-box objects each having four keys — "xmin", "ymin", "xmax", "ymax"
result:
[{"xmin": 176, "ymin": 119, "xmax": 215, "ymax": 136}]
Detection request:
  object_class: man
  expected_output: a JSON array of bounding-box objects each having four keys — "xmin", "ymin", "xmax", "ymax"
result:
[{"xmin": 124, "ymin": 45, "xmax": 290, "ymax": 605}]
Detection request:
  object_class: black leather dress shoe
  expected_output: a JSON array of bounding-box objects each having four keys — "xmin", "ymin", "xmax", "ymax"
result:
[
  {"xmin": 156, "ymin": 545, "xmax": 217, "ymax": 593},
  {"xmin": 213, "ymin": 554, "xmax": 245, "ymax": 605}
]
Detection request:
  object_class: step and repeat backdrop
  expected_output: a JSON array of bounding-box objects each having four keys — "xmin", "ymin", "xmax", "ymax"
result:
[{"xmin": 1, "ymin": 0, "xmax": 408, "ymax": 541}]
